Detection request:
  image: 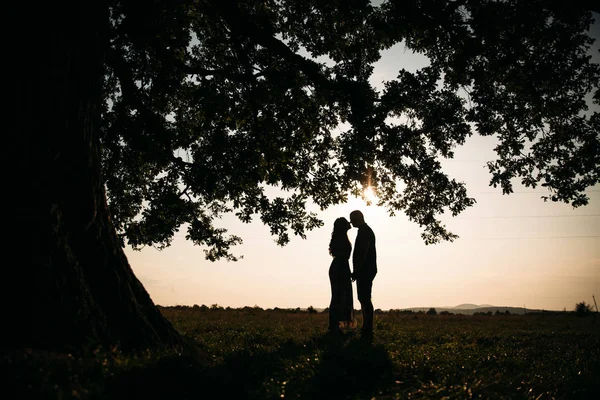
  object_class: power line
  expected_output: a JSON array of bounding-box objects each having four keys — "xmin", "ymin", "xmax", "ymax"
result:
[
  {"xmin": 469, "ymin": 235, "xmax": 600, "ymax": 240},
  {"xmin": 241, "ymin": 234, "xmax": 600, "ymax": 241},
  {"xmin": 169, "ymin": 233, "xmax": 600, "ymax": 243},
  {"xmin": 474, "ymin": 189, "xmax": 600, "ymax": 194},
  {"xmin": 374, "ymin": 235, "xmax": 600, "ymax": 242},
  {"xmin": 455, "ymin": 214, "xmax": 600, "ymax": 219},
  {"xmin": 386, "ymin": 235, "xmax": 600, "ymax": 241}
]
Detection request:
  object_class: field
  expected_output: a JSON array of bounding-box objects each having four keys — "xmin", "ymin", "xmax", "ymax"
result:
[{"xmin": 5, "ymin": 307, "xmax": 600, "ymax": 399}]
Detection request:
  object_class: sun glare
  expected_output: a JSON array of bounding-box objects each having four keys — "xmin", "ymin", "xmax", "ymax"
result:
[{"xmin": 363, "ymin": 186, "xmax": 378, "ymax": 204}]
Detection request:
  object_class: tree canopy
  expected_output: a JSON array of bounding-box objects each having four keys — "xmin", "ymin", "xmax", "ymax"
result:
[{"xmin": 102, "ymin": 0, "xmax": 600, "ymax": 260}]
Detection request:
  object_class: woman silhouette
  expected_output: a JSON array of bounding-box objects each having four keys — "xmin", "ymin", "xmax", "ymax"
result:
[{"xmin": 328, "ymin": 217, "xmax": 356, "ymax": 334}]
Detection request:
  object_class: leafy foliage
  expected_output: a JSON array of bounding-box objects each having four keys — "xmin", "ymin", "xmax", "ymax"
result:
[
  {"xmin": 101, "ymin": 0, "xmax": 600, "ymax": 258},
  {"xmin": 575, "ymin": 301, "xmax": 594, "ymax": 316},
  {"xmin": 426, "ymin": 307, "xmax": 437, "ymax": 315}
]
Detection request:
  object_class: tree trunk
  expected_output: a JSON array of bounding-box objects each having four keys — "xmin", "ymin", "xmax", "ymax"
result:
[{"xmin": 7, "ymin": 0, "xmax": 182, "ymax": 351}]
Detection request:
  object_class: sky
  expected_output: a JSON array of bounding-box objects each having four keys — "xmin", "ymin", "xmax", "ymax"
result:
[{"xmin": 125, "ymin": 11, "xmax": 600, "ymax": 312}]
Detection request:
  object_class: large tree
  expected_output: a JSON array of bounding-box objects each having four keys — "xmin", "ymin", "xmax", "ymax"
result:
[{"xmin": 9, "ymin": 0, "xmax": 599, "ymax": 350}]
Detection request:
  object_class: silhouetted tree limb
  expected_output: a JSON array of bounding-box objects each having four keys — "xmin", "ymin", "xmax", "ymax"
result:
[{"xmin": 100, "ymin": 0, "xmax": 599, "ymax": 254}]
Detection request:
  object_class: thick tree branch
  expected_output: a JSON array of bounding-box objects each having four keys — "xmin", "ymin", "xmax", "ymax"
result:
[
  {"xmin": 105, "ymin": 47, "xmax": 176, "ymax": 167},
  {"xmin": 206, "ymin": 0, "xmax": 336, "ymax": 91},
  {"xmin": 105, "ymin": 47, "xmax": 145, "ymax": 111}
]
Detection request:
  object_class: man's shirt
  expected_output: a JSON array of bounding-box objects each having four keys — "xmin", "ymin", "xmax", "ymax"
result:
[{"xmin": 353, "ymin": 223, "xmax": 377, "ymax": 276}]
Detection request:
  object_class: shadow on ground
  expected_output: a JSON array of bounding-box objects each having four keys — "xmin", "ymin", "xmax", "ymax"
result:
[
  {"xmin": 106, "ymin": 333, "xmax": 394, "ymax": 400},
  {"xmin": 298, "ymin": 334, "xmax": 394, "ymax": 399}
]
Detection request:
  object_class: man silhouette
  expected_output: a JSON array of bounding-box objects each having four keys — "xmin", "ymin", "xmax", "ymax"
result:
[{"xmin": 349, "ymin": 210, "xmax": 377, "ymax": 335}]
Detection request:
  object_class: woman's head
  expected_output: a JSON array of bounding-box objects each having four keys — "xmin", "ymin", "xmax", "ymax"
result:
[
  {"xmin": 333, "ymin": 217, "xmax": 351, "ymax": 234},
  {"xmin": 329, "ymin": 217, "xmax": 352, "ymax": 256}
]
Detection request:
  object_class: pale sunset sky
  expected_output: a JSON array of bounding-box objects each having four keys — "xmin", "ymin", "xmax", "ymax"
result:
[{"xmin": 125, "ymin": 11, "xmax": 600, "ymax": 312}]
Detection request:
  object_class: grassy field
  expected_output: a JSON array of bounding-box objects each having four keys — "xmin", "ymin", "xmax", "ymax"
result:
[{"xmin": 4, "ymin": 307, "xmax": 600, "ymax": 399}]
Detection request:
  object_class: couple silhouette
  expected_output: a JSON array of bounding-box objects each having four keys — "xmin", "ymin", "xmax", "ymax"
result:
[{"xmin": 328, "ymin": 210, "xmax": 377, "ymax": 336}]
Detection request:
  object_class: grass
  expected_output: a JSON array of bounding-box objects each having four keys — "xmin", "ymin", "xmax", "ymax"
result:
[{"xmin": 4, "ymin": 308, "xmax": 599, "ymax": 399}]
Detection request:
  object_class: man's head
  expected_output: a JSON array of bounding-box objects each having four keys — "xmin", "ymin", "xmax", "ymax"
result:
[{"xmin": 349, "ymin": 210, "xmax": 365, "ymax": 228}]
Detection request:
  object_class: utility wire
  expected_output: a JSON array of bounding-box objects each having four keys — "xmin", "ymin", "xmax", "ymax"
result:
[
  {"xmin": 454, "ymin": 214, "xmax": 600, "ymax": 219},
  {"xmin": 228, "ymin": 235, "xmax": 600, "ymax": 241},
  {"xmin": 468, "ymin": 235, "xmax": 600, "ymax": 240},
  {"xmin": 474, "ymin": 189, "xmax": 600, "ymax": 194}
]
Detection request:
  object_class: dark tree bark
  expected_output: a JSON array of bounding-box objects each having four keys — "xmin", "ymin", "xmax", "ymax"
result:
[{"xmin": 6, "ymin": 0, "xmax": 182, "ymax": 351}]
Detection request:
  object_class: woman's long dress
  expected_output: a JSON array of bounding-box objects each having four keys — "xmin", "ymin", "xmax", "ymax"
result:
[{"xmin": 329, "ymin": 239, "xmax": 355, "ymax": 330}]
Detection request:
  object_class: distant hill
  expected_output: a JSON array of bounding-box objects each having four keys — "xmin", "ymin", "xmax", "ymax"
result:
[
  {"xmin": 453, "ymin": 303, "xmax": 480, "ymax": 309},
  {"xmin": 453, "ymin": 303, "xmax": 495, "ymax": 309},
  {"xmin": 397, "ymin": 305, "xmax": 540, "ymax": 315}
]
